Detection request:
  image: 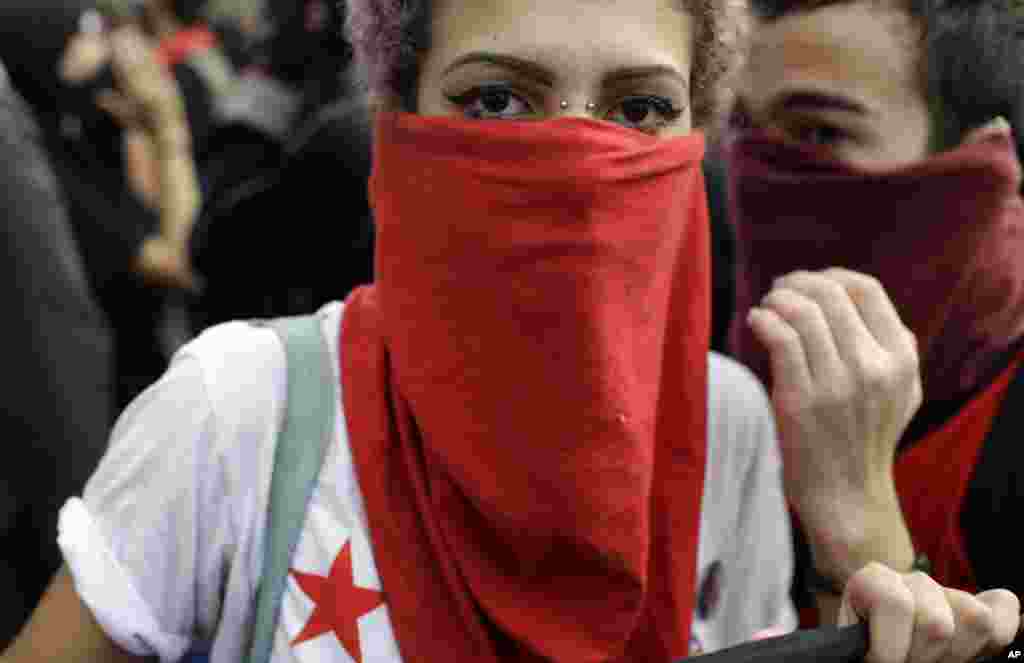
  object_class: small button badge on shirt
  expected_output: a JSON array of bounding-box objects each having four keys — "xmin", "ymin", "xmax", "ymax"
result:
[{"xmin": 697, "ymin": 559, "xmax": 724, "ymax": 621}]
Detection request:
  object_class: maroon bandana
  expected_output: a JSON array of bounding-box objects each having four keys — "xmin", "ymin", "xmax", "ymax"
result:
[{"xmin": 728, "ymin": 130, "xmax": 1024, "ymax": 406}]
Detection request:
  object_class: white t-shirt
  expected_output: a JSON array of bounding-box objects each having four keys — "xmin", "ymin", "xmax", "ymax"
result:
[{"xmin": 57, "ymin": 301, "xmax": 796, "ymax": 663}]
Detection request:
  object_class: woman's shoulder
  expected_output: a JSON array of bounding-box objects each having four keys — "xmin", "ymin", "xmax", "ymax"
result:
[
  {"xmin": 173, "ymin": 302, "xmax": 346, "ymax": 463},
  {"xmin": 181, "ymin": 301, "xmax": 346, "ymax": 418}
]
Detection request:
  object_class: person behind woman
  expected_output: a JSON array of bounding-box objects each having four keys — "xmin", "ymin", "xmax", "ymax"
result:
[
  {"xmin": 0, "ymin": 3, "xmax": 203, "ymax": 411},
  {"xmin": 190, "ymin": 0, "xmax": 373, "ymax": 333},
  {"xmin": 724, "ymin": 0, "xmax": 1024, "ymax": 630},
  {"xmin": 0, "ymin": 61, "xmax": 115, "ymax": 650},
  {"xmin": 1, "ymin": 1, "xmax": 1019, "ymax": 662}
]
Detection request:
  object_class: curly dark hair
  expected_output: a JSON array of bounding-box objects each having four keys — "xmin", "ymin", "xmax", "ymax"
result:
[
  {"xmin": 749, "ymin": 0, "xmax": 1024, "ymax": 155},
  {"xmin": 345, "ymin": 0, "xmax": 748, "ymax": 127}
]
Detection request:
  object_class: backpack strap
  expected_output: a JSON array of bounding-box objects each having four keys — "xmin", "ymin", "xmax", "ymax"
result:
[
  {"xmin": 962, "ymin": 359, "xmax": 1024, "ymax": 596},
  {"xmin": 245, "ymin": 314, "xmax": 337, "ymax": 663}
]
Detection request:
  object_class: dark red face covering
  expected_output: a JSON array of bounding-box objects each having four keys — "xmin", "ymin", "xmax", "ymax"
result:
[
  {"xmin": 728, "ymin": 130, "xmax": 1024, "ymax": 407},
  {"xmin": 341, "ymin": 112, "xmax": 711, "ymax": 662}
]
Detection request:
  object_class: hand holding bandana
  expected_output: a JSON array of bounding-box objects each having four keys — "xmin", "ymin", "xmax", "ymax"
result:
[
  {"xmin": 728, "ymin": 125, "xmax": 1024, "ymax": 586},
  {"xmin": 746, "ymin": 267, "xmax": 920, "ymax": 578}
]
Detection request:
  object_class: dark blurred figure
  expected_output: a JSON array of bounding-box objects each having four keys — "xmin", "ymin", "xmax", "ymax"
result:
[
  {"xmin": 0, "ymin": 61, "xmax": 114, "ymax": 649},
  {"xmin": 208, "ymin": 14, "xmax": 255, "ymax": 70},
  {"xmin": 0, "ymin": 2, "xmax": 202, "ymax": 410},
  {"xmin": 264, "ymin": 0, "xmax": 355, "ymax": 118},
  {"xmin": 140, "ymin": 0, "xmax": 237, "ymax": 156},
  {"xmin": 189, "ymin": 0, "xmax": 374, "ymax": 331},
  {"xmin": 703, "ymin": 149, "xmax": 737, "ymax": 355}
]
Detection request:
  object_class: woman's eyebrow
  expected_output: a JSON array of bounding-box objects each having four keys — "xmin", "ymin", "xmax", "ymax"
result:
[
  {"xmin": 602, "ymin": 65, "xmax": 688, "ymax": 89},
  {"xmin": 442, "ymin": 52, "xmax": 556, "ymax": 86}
]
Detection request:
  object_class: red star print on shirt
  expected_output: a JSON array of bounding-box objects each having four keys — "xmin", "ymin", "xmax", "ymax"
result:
[{"xmin": 291, "ymin": 540, "xmax": 386, "ymax": 663}]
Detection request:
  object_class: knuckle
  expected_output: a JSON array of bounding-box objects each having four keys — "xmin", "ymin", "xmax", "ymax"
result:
[
  {"xmin": 767, "ymin": 300, "xmax": 819, "ymax": 331},
  {"xmin": 852, "ymin": 273, "xmax": 886, "ymax": 298},
  {"xmin": 772, "ymin": 291, "xmax": 813, "ymax": 319},
  {"xmin": 904, "ymin": 327, "xmax": 920, "ymax": 350},
  {"xmin": 819, "ymin": 379, "xmax": 854, "ymax": 407},
  {"xmin": 920, "ymin": 611, "xmax": 957, "ymax": 645},
  {"xmin": 892, "ymin": 355, "xmax": 920, "ymax": 388},
  {"xmin": 775, "ymin": 389, "xmax": 812, "ymax": 418},
  {"xmin": 817, "ymin": 278, "xmax": 848, "ymax": 302},
  {"xmin": 987, "ymin": 588, "xmax": 1021, "ymax": 615},
  {"xmin": 901, "ymin": 345, "xmax": 921, "ymax": 375},
  {"xmin": 851, "ymin": 561, "xmax": 902, "ymax": 592},
  {"xmin": 854, "ymin": 357, "xmax": 893, "ymax": 390},
  {"xmin": 907, "ymin": 570, "xmax": 933, "ymax": 584},
  {"xmin": 765, "ymin": 318, "xmax": 800, "ymax": 346},
  {"xmin": 909, "ymin": 379, "xmax": 924, "ymax": 410},
  {"xmin": 959, "ymin": 599, "xmax": 996, "ymax": 639}
]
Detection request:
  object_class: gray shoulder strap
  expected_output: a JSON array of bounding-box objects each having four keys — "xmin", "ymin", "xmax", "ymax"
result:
[{"xmin": 245, "ymin": 314, "xmax": 337, "ymax": 663}]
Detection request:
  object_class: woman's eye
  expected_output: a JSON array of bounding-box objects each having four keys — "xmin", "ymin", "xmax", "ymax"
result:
[
  {"xmin": 606, "ymin": 96, "xmax": 684, "ymax": 132},
  {"xmin": 447, "ymin": 86, "xmax": 533, "ymax": 120}
]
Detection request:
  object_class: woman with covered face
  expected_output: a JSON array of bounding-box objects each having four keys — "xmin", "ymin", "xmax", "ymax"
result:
[{"xmin": 1, "ymin": 1, "xmax": 1019, "ymax": 662}]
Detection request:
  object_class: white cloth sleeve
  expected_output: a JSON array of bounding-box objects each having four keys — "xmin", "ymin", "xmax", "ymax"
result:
[
  {"xmin": 55, "ymin": 305, "xmax": 342, "ymax": 663},
  {"xmin": 57, "ymin": 352, "xmax": 223, "ymax": 661}
]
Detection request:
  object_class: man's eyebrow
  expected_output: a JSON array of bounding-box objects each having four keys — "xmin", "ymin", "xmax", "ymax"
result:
[
  {"xmin": 441, "ymin": 52, "xmax": 556, "ymax": 86},
  {"xmin": 776, "ymin": 90, "xmax": 870, "ymax": 115},
  {"xmin": 602, "ymin": 65, "xmax": 688, "ymax": 89}
]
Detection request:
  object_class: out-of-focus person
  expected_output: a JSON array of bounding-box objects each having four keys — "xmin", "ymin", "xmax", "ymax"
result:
[
  {"xmin": 726, "ymin": 0, "xmax": 1024, "ymax": 627},
  {"xmin": 202, "ymin": 0, "xmax": 267, "ymax": 68},
  {"xmin": 139, "ymin": 0, "xmax": 238, "ymax": 155},
  {"xmin": 703, "ymin": 149, "xmax": 737, "ymax": 354},
  {"xmin": 0, "ymin": 60, "xmax": 115, "ymax": 650},
  {"xmin": 0, "ymin": 1, "xmax": 203, "ymax": 410},
  {"xmin": 189, "ymin": 0, "xmax": 373, "ymax": 331}
]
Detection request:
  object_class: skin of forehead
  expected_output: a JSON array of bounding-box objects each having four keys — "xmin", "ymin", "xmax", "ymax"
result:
[
  {"xmin": 744, "ymin": 2, "xmax": 922, "ymax": 113},
  {"xmin": 421, "ymin": 0, "xmax": 695, "ymax": 90}
]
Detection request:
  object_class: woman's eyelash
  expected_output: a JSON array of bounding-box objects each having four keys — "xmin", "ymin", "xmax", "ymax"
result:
[
  {"xmin": 634, "ymin": 96, "xmax": 684, "ymax": 120},
  {"xmin": 444, "ymin": 85, "xmax": 518, "ymax": 107}
]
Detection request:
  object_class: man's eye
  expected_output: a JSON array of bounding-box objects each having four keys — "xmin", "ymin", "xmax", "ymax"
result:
[
  {"xmin": 606, "ymin": 96, "xmax": 684, "ymax": 133},
  {"xmin": 728, "ymin": 106, "xmax": 755, "ymax": 131},
  {"xmin": 793, "ymin": 123, "xmax": 848, "ymax": 146},
  {"xmin": 447, "ymin": 85, "xmax": 533, "ymax": 119}
]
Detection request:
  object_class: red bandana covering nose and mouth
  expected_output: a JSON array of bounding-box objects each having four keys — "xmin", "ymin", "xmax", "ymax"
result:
[
  {"xmin": 340, "ymin": 112, "xmax": 711, "ymax": 662},
  {"xmin": 727, "ymin": 130, "xmax": 1024, "ymax": 406}
]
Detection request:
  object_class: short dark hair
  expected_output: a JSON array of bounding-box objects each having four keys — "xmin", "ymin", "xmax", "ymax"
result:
[
  {"xmin": 749, "ymin": 0, "xmax": 1024, "ymax": 156},
  {"xmin": 345, "ymin": 0, "xmax": 750, "ymax": 127}
]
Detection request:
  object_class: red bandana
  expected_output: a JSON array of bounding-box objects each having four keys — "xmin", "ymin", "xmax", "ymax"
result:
[
  {"xmin": 728, "ymin": 131, "xmax": 1024, "ymax": 406},
  {"xmin": 341, "ymin": 112, "xmax": 711, "ymax": 662}
]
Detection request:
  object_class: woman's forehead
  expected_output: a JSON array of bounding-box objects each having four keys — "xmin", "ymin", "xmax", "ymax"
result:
[{"xmin": 427, "ymin": 0, "xmax": 695, "ymax": 73}]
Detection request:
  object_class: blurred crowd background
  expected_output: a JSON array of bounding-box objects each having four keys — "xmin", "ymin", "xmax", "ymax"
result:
[{"xmin": 0, "ymin": 0, "xmax": 379, "ymax": 648}]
